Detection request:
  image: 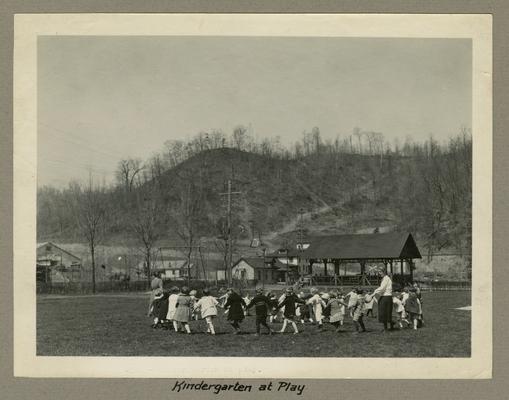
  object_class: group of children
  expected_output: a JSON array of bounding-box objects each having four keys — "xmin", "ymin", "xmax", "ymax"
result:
[{"xmin": 149, "ymin": 284, "xmax": 423, "ymax": 335}]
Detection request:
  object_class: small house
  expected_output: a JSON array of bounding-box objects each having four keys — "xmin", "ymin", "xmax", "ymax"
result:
[
  {"xmin": 231, "ymin": 257, "xmax": 280, "ymax": 284},
  {"xmin": 36, "ymin": 242, "xmax": 82, "ymax": 283}
]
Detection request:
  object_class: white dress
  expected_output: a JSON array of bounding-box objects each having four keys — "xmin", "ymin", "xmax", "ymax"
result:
[
  {"xmin": 306, "ymin": 294, "xmax": 325, "ymax": 321},
  {"xmin": 166, "ymin": 293, "xmax": 179, "ymax": 320}
]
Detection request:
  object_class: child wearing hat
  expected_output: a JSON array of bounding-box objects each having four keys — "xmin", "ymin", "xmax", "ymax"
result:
[
  {"xmin": 246, "ymin": 288, "xmax": 274, "ymax": 335},
  {"xmin": 275, "ymin": 287, "xmax": 305, "ymax": 334},
  {"xmin": 173, "ymin": 286, "xmax": 193, "ymax": 334},
  {"xmin": 194, "ymin": 288, "xmax": 220, "ymax": 335}
]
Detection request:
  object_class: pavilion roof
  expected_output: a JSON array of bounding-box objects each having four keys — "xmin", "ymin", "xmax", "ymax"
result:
[{"xmin": 276, "ymin": 232, "xmax": 422, "ymax": 261}]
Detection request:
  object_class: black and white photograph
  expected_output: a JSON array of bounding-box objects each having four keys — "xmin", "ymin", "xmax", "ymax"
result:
[{"xmin": 13, "ymin": 14, "xmax": 492, "ymax": 379}]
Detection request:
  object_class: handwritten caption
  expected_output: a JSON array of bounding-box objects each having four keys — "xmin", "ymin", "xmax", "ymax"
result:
[{"xmin": 172, "ymin": 380, "xmax": 305, "ymax": 396}]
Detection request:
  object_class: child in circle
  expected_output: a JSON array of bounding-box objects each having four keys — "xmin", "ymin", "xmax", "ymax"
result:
[
  {"xmin": 276, "ymin": 287, "xmax": 306, "ymax": 334},
  {"xmin": 224, "ymin": 288, "xmax": 246, "ymax": 334},
  {"xmin": 328, "ymin": 292, "xmax": 348, "ymax": 332},
  {"xmin": 306, "ymin": 287, "xmax": 327, "ymax": 329},
  {"xmin": 352, "ymin": 288, "xmax": 369, "ymax": 334},
  {"xmin": 405, "ymin": 288, "xmax": 422, "ymax": 330},
  {"xmin": 166, "ymin": 286, "xmax": 180, "ymax": 332},
  {"xmin": 194, "ymin": 288, "xmax": 220, "ymax": 335},
  {"xmin": 246, "ymin": 288, "xmax": 273, "ymax": 336},
  {"xmin": 173, "ymin": 286, "xmax": 193, "ymax": 334}
]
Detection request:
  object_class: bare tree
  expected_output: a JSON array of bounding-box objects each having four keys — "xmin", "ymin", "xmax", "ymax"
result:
[
  {"xmin": 171, "ymin": 182, "xmax": 203, "ymax": 283},
  {"xmin": 69, "ymin": 179, "xmax": 108, "ymax": 293},
  {"xmin": 352, "ymin": 127, "xmax": 363, "ymax": 154},
  {"xmin": 116, "ymin": 158, "xmax": 144, "ymax": 192},
  {"xmin": 130, "ymin": 191, "xmax": 167, "ymax": 286},
  {"xmin": 232, "ymin": 125, "xmax": 249, "ymax": 150}
]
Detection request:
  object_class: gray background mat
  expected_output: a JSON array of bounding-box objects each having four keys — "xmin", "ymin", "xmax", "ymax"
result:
[{"xmin": 1, "ymin": 1, "xmax": 507, "ymax": 399}]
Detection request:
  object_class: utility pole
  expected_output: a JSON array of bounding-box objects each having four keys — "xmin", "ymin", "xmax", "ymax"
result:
[
  {"xmin": 298, "ymin": 208, "xmax": 305, "ymax": 278},
  {"xmin": 220, "ymin": 179, "xmax": 241, "ymax": 286}
]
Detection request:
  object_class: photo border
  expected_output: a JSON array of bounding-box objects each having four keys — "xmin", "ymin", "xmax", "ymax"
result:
[{"xmin": 12, "ymin": 13, "xmax": 492, "ymax": 380}]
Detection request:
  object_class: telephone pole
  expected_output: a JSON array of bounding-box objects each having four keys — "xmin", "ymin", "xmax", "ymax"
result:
[
  {"xmin": 220, "ymin": 179, "xmax": 241, "ymax": 286},
  {"xmin": 298, "ymin": 208, "xmax": 305, "ymax": 278}
]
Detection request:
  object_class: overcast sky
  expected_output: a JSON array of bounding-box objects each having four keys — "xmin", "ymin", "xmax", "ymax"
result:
[{"xmin": 38, "ymin": 36, "xmax": 472, "ymax": 187}]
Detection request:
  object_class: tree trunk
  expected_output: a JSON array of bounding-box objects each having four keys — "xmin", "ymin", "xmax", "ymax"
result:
[
  {"xmin": 145, "ymin": 248, "xmax": 151, "ymax": 287},
  {"xmin": 90, "ymin": 242, "xmax": 96, "ymax": 294}
]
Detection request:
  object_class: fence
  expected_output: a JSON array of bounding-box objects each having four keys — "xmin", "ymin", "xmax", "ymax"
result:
[
  {"xmin": 36, "ymin": 280, "xmax": 150, "ymax": 295},
  {"xmin": 36, "ymin": 276, "xmax": 471, "ymax": 295},
  {"xmin": 418, "ymin": 280, "xmax": 471, "ymax": 291},
  {"xmin": 36, "ymin": 279, "xmax": 233, "ymax": 295}
]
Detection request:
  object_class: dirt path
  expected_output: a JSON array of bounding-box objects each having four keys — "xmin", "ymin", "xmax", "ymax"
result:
[{"xmin": 265, "ymin": 177, "xmax": 372, "ymax": 244}]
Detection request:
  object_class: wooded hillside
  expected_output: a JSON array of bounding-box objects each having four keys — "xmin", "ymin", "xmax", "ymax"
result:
[{"xmin": 38, "ymin": 127, "xmax": 472, "ymax": 273}]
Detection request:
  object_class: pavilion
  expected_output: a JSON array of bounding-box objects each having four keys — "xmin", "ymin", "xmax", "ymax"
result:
[{"xmin": 268, "ymin": 232, "xmax": 422, "ymax": 286}]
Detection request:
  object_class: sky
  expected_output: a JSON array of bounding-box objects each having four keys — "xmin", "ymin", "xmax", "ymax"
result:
[{"xmin": 38, "ymin": 36, "xmax": 472, "ymax": 187}]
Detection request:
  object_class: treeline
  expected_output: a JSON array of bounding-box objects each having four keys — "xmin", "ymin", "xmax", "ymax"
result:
[{"xmin": 38, "ymin": 126, "xmax": 472, "ymax": 290}]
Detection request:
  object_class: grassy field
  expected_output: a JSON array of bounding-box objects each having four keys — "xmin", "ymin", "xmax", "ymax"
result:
[{"xmin": 37, "ymin": 290, "xmax": 470, "ymax": 357}]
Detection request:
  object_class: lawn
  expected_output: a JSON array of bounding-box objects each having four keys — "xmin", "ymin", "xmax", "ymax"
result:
[{"xmin": 37, "ymin": 290, "xmax": 470, "ymax": 357}]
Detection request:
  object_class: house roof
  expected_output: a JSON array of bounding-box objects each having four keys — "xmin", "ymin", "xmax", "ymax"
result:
[
  {"xmin": 36, "ymin": 242, "xmax": 82, "ymax": 262},
  {"xmin": 233, "ymin": 257, "xmax": 272, "ymax": 270},
  {"xmin": 274, "ymin": 232, "xmax": 421, "ymax": 260}
]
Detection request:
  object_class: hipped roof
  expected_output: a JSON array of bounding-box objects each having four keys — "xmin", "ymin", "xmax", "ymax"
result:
[{"xmin": 279, "ymin": 232, "xmax": 421, "ymax": 260}]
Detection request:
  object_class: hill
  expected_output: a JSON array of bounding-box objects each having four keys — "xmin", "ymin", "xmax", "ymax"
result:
[{"xmin": 38, "ymin": 139, "xmax": 472, "ymax": 262}]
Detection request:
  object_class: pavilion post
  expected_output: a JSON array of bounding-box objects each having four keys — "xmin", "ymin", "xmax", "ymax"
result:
[
  {"xmin": 323, "ymin": 259, "xmax": 328, "ymax": 277},
  {"xmin": 360, "ymin": 261, "xmax": 366, "ymax": 285},
  {"xmin": 400, "ymin": 258, "xmax": 404, "ymax": 281},
  {"xmin": 334, "ymin": 260, "xmax": 340, "ymax": 275},
  {"xmin": 409, "ymin": 259, "xmax": 414, "ymax": 282}
]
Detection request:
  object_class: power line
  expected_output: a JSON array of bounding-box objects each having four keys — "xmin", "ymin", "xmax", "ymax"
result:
[{"xmin": 39, "ymin": 122, "xmax": 132, "ymax": 160}]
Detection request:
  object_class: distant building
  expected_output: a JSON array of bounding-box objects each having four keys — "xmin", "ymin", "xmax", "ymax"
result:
[
  {"xmin": 137, "ymin": 256, "xmax": 193, "ymax": 281},
  {"xmin": 36, "ymin": 242, "xmax": 82, "ymax": 283},
  {"xmin": 231, "ymin": 257, "xmax": 283, "ymax": 284}
]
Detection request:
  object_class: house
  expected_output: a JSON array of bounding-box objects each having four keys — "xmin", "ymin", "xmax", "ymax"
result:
[
  {"xmin": 137, "ymin": 256, "xmax": 194, "ymax": 281},
  {"xmin": 231, "ymin": 257, "xmax": 282, "ymax": 284},
  {"xmin": 36, "ymin": 242, "xmax": 82, "ymax": 283}
]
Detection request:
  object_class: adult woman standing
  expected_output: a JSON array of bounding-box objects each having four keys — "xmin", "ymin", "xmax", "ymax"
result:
[
  {"xmin": 373, "ymin": 269, "xmax": 394, "ymax": 331},
  {"xmin": 224, "ymin": 288, "xmax": 246, "ymax": 334}
]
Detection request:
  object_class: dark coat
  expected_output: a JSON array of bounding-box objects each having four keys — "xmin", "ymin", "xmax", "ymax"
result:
[
  {"xmin": 224, "ymin": 292, "xmax": 246, "ymax": 322},
  {"xmin": 152, "ymin": 291, "xmax": 170, "ymax": 320},
  {"xmin": 224, "ymin": 293, "xmax": 246, "ymax": 321},
  {"xmin": 247, "ymin": 294, "xmax": 270, "ymax": 316},
  {"xmin": 277, "ymin": 294, "xmax": 305, "ymax": 318}
]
